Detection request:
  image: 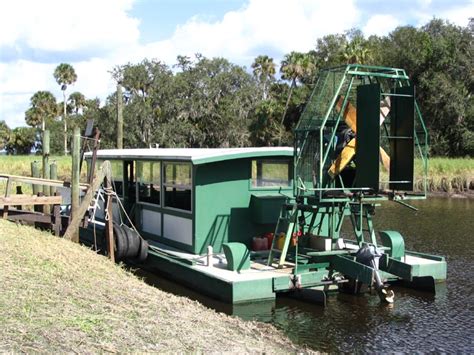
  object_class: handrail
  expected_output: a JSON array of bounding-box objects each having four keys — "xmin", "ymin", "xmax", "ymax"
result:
[{"xmin": 0, "ymin": 174, "xmax": 89, "ymax": 191}]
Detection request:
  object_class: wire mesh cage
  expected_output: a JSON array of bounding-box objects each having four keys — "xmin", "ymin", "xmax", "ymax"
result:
[{"xmin": 294, "ymin": 64, "xmax": 428, "ymax": 202}]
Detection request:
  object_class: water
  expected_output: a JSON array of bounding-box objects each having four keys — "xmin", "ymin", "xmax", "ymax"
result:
[{"xmin": 137, "ymin": 197, "xmax": 474, "ymax": 352}]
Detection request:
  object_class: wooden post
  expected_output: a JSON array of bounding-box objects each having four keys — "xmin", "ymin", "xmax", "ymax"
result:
[
  {"xmin": 64, "ymin": 161, "xmax": 110, "ymax": 241},
  {"xmin": 42, "ymin": 130, "xmax": 50, "ymax": 181},
  {"xmin": 50, "ymin": 161, "xmax": 57, "ymax": 196},
  {"xmin": 116, "ymin": 84, "xmax": 123, "ymax": 149},
  {"xmin": 15, "ymin": 186, "xmax": 23, "ymax": 210},
  {"xmin": 30, "ymin": 161, "xmax": 41, "ymax": 195},
  {"xmin": 2, "ymin": 177, "xmax": 11, "ymax": 218},
  {"xmin": 104, "ymin": 177, "xmax": 115, "ymax": 262},
  {"xmin": 70, "ymin": 127, "xmax": 81, "ymax": 243}
]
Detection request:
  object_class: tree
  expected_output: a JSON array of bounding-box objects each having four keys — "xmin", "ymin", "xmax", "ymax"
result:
[
  {"xmin": 0, "ymin": 120, "xmax": 10, "ymax": 150},
  {"xmin": 382, "ymin": 19, "xmax": 473, "ymax": 156},
  {"xmin": 279, "ymin": 52, "xmax": 315, "ymax": 143},
  {"xmin": 68, "ymin": 91, "xmax": 86, "ymax": 114},
  {"xmin": 25, "ymin": 91, "xmax": 57, "ymax": 131},
  {"xmin": 341, "ymin": 35, "xmax": 372, "ymax": 64},
  {"xmin": 53, "ymin": 63, "xmax": 77, "ymax": 155},
  {"xmin": 5, "ymin": 127, "xmax": 36, "ymax": 155},
  {"xmin": 313, "ymin": 33, "xmax": 347, "ymax": 68},
  {"xmin": 249, "ymin": 99, "xmax": 284, "ymax": 146},
  {"xmin": 251, "ymin": 55, "xmax": 276, "ymax": 99}
]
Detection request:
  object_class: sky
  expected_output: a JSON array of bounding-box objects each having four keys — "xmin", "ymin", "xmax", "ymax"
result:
[{"xmin": 0, "ymin": 0, "xmax": 472, "ymax": 129}]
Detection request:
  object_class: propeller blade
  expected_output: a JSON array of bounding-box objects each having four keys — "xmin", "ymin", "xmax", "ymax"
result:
[
  {"xmin": 379, "ymin": 147, "xmax": 390, "ymax": 172},
  {"xmin": 328, "ymin": 138, "xmax": 356, "ymax": 178},
  {"xmin": 329, "ymin": 96, "xmax": 392, "ymax": 178},
  {"xmin": 336, "ymin": 96, "xmax": 357, "ymax": 132}
]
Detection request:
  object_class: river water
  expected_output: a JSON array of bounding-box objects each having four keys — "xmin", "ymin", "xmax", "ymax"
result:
[{"xmin": 138, "ymin": 197, "xmax": 474, "ymax": 352}]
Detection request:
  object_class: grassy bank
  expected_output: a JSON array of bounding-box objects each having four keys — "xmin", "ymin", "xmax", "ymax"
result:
[
  {"xmin": 0, "ymin": 155, "xmax": 472, "ymax": 193},
  {"xmin": 0, "ymin": 219, "xmax": 299, "ymax": 353},
  {"xmin": 0, "ymin": 155, "xmax": 74, "ymax": 181}
]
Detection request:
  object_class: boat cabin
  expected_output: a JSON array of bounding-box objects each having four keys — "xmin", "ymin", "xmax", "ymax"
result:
[{"xmin": 87, "ymin": 148, "xmax": 293, "ymax": 254}]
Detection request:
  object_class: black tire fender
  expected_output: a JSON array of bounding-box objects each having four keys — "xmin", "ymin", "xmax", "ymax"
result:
[
  {"xmin": 137, "ymin": 238, "xmax": 149, "ymax": 263},
  {"xmin": 112, "ymin": 222, "xmax": 126, "ymax": 261},
  {"xmin": 122, "ymin": 225, "xmax": 140, "ymax": 258}
]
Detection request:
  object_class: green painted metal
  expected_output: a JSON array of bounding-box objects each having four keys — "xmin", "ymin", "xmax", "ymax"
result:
[
  {"xmin": 222, "ymin": 242, "xmax": 251, "ymax": 272},
  {"xmin": 331, "ymin": 255, "xmax": 374, "ymax": 285},
  {"xmin": 379, "ymin": 230, "xmax": 405, "ymax": 260},
  {"xmin": 80, "ymin": 64, "xmax": 447, "ymax": 304},
  {"xmin": 294, "ymin": 64, "xmax": 427, "ymax": 200},
  {"xmin": 379, "ymin": 252, "xmax": 447, "ymax": 282},
  {"xmin": 250, "ymin": 194, "xmax": 287, "ymax": 224},
  {"xmin": 390, "ymin": 85, "xmax": 415, "ymax": 191},
  {"xmin": 355, "ymin": 83, "xmax": 380, "ymax": 190}
]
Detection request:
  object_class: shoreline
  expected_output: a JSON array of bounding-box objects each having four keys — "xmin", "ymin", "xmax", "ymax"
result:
[{"xmin": 428, "ymin": 190, "xmax": 474, "ymax": 199}]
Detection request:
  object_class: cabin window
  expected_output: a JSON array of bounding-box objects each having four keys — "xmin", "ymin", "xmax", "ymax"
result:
[
  {"xmin": 251, "ymin": 159, "xmax": 291, "ymax": 188},
  {"xmin": 163, "ymin": 162, "xmax": 192, "ymax": 211},
  {"xmin": 137, "ymin": 161, "xmax": 161, "ymax": 205}
]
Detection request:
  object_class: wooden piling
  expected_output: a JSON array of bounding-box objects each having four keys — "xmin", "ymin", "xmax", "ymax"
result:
[
  {"xmin": 30, "ymin": 161, "xmax": 41, "ymax": 195},
  {"xmin": 42, "ymin": 130, "xmax": 50, "ymax": 182},
  {"xmin": 42, "ymin": 130, "xmax": 50, "ymax": 214},
  {"xmin": 70, "ymin": 127, "xmax": 81, "ymax": 243},
  {"xmin": 104, "ymin": 177, "xmax": 115, "ymax": 262},
  {"xmin": 50, "ymin": 161, "xmax": 57, "ymax": 196}
]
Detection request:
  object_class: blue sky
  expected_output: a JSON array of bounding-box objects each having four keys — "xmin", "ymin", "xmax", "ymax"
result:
[{"xmin": 0, "ymin": 0, "xmax": 472, "ymax": 128}]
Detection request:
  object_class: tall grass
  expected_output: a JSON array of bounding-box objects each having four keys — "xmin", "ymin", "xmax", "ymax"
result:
[
  {"xmin": 0, "ymin": 155, "xmax": 473, "ymax": 193},
  {"xmin": 0, "ymin": 155, "xmax": 86, "ymax": 197},
  {"xmin": 0, "ymin": 155, "xmax": 73, "ymax": 181},
  {"xmin": 380, "ymin": 158, "xmax": 473, "ymax": 192}
]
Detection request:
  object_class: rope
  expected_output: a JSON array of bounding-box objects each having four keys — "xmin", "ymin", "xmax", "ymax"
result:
[{"xmin": 103, "ymin": 186, "xmax": 145, "ymax": 242}]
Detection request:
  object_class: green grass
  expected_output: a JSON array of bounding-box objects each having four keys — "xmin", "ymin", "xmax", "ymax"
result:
[
  {"xmin": 380, "ymin": 157, "xmax": 474, "ymax": 192},
  {"xmin": 1, "ymin": 155, "xmax": 472, "ymax": 193},
  {"xmin": 0, "ymin": 155, "xmax": 87, "ymax": 197},
  {"xmin": 0, "ymin": 155, "xmax": 74, "ymax": 181},
  {"xmin": 0, "ymin": 219, "xmax": 299, "ymax": 353}
]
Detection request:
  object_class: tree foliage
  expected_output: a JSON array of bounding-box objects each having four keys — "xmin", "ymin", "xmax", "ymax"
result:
[
  {"xmin": 5, "ymin": 127, "xmax": 36, "ymax": 154},
  {"xmin": 0, "ymin": 120, "xmax": 10, "ymax": 150},
  {"xmin": 15, "ymin": 18, "xmax": 473, "ymax": 157},
  {"xmin": 25, "ymin": 91, "xmax": 57, "ymax": 131}
]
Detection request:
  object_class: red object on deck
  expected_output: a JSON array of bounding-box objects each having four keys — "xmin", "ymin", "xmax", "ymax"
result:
[
  {"xmin": 264, "ymin": 233, "xmax": 274, "ymax": 250},
  {"xmin": 252, "ymin": 237, "xmax": 267, "ymax": 251}
]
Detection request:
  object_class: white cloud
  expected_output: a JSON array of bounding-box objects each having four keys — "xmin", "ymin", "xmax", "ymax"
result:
[
  {"xmin": 1, "ymin": 0, "xmax": 473, "ymax": 129},
  {"xmin": 363, "ymin": 14, "xmax": 401, "ymax": 36},
  {"xmin": 0, "ymin": 0, "xmax": 139, "ymax": 52},
  {"xmin": 139, "ymin": 0, "xmax": 360, "ymax": 65},
  {"xmin": 0, "ymin": 0, "xmax": 139, "ymax": 128},
  {"xmin": 414, "ymin": 1, "xmax": 474, "ymax": 27},
  {"xmin": 0, "ymin": 61, "xmax": 56, "ymax": 127},
  {"xmin": 1, "ymin": 0, "xmax": 363, "ymax": 128},
  {"xmin": 442, "ymin": 2, "xmax": 474, "ymax": 27}
]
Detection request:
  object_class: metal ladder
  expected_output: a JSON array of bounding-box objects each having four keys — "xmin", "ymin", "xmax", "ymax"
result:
[{"xmin": 267, "ymin": 203, "xmax": 298, "ymax": 268}]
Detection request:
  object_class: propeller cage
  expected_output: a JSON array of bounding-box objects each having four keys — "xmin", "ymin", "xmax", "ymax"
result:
[{"xmin": 294, "ymin": 65, "xmax": 428, "ymax": 202}]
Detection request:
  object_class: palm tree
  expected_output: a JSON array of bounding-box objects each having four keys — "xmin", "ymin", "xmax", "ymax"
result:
[
  {"xmin": 279, "ymin": 52, "xmax": 316, "ymax": 144},
  {"xmin": 251, "ymin": 55, "xmax": 276, "ymax": 99},
  {"xmin": 68, "ymin": 91, "xmax": 86, "ymax": 114},
  {"xmin": 53, "ymin": 63, "xmax": 77, "ymax": 155},
  {"xmin": 25, "ymin": 91, "xmax": 57, "ymax": 132},
  {"xmin": 341, "ymin": 37, "xmax": 372, "ymax": 64}
]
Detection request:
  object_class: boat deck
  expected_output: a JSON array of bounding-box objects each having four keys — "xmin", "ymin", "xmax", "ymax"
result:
[{"xmin": 148, "ymin": 240, "xmax": 292, "ymax": 283}]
